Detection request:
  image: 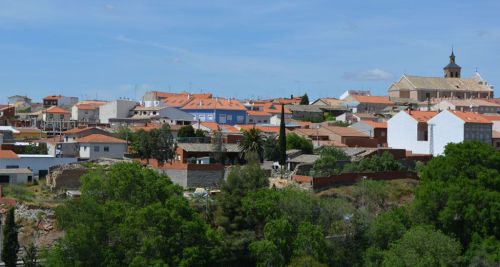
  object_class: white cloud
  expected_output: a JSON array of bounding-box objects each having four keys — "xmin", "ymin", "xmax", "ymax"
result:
[{"xmin": 342, "ymin": 68, "xmax": 393, "ymax": 81}]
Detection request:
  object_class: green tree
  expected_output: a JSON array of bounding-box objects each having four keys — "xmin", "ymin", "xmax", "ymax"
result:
[
  {"xmin": 195, "ymin": 129, "xmax": 207, "ymax": 137},
  {"xmin": 279, "ymin": 104, "xmax": 287, "ymax": 166},
  {"xmin": 263, "ymin": 219, "xmax": 294, "ymax": 261},
  {"xmin": 249, "ymin": 240, "xmax": 284, "ymax": 267},
  {"xmin": 287, "ymin": 255, "xmax": 327, "ymax": 267},
  {"xmin": 412, "ymin": 141, "xmax": 500, "ymax": 262},
  {"xmin": 286, "ymin": 133, "xmax": 313, "ymax": 154},
  {"xmin": 45, "ymin": 163, "xmax": 224, "ymax": 266},
  {"xmin": 239, "ymin": 128, "xmax": 265, "ymax": 162},
  {"xmin": 22, "ymin": 243, "xmax": 38, "ymax": 267},
  {"xmin": 152, "ymin": 124, "xmax": 174, "ymax": 164},
  {"xmin": 2, "ymin": 207, "xmax": 19, "ymax": 267},
  {"xmin": 344, "ymin": 151, "xmax": 404, "ymax": 172},
  {"xmin": 382, "ymin": 226, "xmax": 462, "ymax": 267},
  {"xmin": 132, "ymin": 129, "xmax": 153, "ymax": 160},
  {"xmin": 263, "ymin": 135, "xmax": 280, "ymax": 161},
  {"xmin": 115, "ymin": 125, "xmax": 134, "ymax": 143},
  {"xmin": 300, "ymin": 94, "xmax": 309, "ymax": 105},
  {"xmin": 178, "ymin": 125, "xmax": 196, "ymax": 138},
  {"xmin": 293, "ymin": 222, "xmax": 327, "ymax": 263},
  {"xmin": 311, "ymin": 147, "xmax": 349, "ymax": 176}
]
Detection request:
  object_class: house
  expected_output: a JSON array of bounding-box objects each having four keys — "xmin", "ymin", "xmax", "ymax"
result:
[
  {"xmin": 99, "ymin": 99, "xmax": 138, "ymax": 124},
  {"xmin": 175, "ymin": 143, "xmax": 242, "ymax": 165},
  {"xmin": 143, "ymin": 91, "xmax": 212, "ymax": 107},
  {"xmin": 271, "ymin": 95, "xmax": 303, "ymax": 105},
  {"xmin": 428, "ymin": 110, "xmax": 492, "ymax": 155},
  {"xmin": 387, "ymin": 110, "xmax": 438, "ymax": 154},
  {"xmin": 320, "ymin": 124, "xmax": 376, "ymax": 147},
  {"xmin": 493, "ymin": 131, "xmax": 500, "ymax": 151},
  {"xmin": 64, "ymin": 127, "xmax": 112, "ymax": 142},
  {"xmin": 236, "ymin": 124, "xmax": 281, "ymax": 135},
  {"xmin": 432, "ymin": 99, "xmax": 500, "ymax": 114},
  {"xmin": 43, "ymin": 95, "xmax": 79, "ymax": 108},
  {"xmin": 246, "ymin": 110, "xmax": 272, "ymax": 124},
  {"xmin": 181, "ymin": 98, "xmax": 247, "ymax": 125},
  {"xmin": 77, "ymin": 134, "xmax": 127, "ymax": 160},
  {"xmin": 42, "ymin": 106, "xmax": 71, "ymax": 122},
  {"xmin": 0, "ymin": 105, "xmax": 15, "ymax": 126},
  {"xmin": 287, "ymin": 105, "xmax": 325, "ymax": 121},
  {"xmin": 131, "ymin": 106, "xmax": 194, "ymax": 125},
  {"xmin": 8, "ymin": 95, "xmax": 31, "ymax": 111},
  {"xmin": 350, "ymin": 120, "xmax": 387, "ymax": 146},
  {"xmin": 71, "ymin": 100, "xmax": 108, "ymax": 123},
  {"xmin": 0, "ymin": 150, "xmax": 76, "ymax": 177},
  {"xmin": 0, "ymin": 168, "xmax": 34, "ymax": 184},
  {"xmin": 38, "ymin": 136, "xmax": 79, "ymax": 158},
  {"xmin": 342, "ymin": 95, "xmax": 394, "ymax": 113}
]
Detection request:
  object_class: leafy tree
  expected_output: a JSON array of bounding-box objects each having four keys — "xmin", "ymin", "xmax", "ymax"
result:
[
  {"xmin": 263, "ymin": 135, "xmax": 280, "ymax": 161},
  {"xmin": 132, "ymin": 129, "xmax": 153, "ymax": 160},
  {"xmin": 382, "ymin": 226, "xmax": 462, "ymax": 267},
  {"xmin": 412, "ymin": 141, "xmax": 500, "ymax": 262},
  {"xmin": 2, "ymin": 207, "xmax": 19, "ymax": 267},
  {"xmin": 311, "ymin": 147, "xmax": 349, "ymax": 176},
  {"xmin": 344, "ymin": 152, "xmax": 404, "ymax": 172},
  {"xmin": 115, "ymin": 125, "xmax": 134, "ymax": 143},
  {"xmin": 195, "ymin": 129, "xmax": 207, "ymax": 137},
  {"xmin": 249, "ymin": 240, "xmax": 284, "ymax": 267},
  {"xmin": 279, "ymin": 104, "xmax": 287, "ymax": 166},
  {"xmin": 286, "ymin": 133, "xmax": 313, "ymax": 154},
  {"xmin": 300, "ymin": 93, "xmax": 309, "ymax": 105},
  {"xmin": 216, "ymin": 163, "xmax": 269, "ymax": 232},
  {"xmin": 45, "ymin": 163, "xmax": 224, "ymax": 266},
  {"xmin": 263, "ymin": 219, "xmax": 294, "ymax": 261},
  {"xmin": 287, "ymin": 255, "xmax": 327, "ymax": 267},
  {"xmin": 177, "ymin": 125, "xmax": 196, "ymax": 138},
  {"xmin": 22, "ymin": 243, "xmax": 38, "ymax": 267},
  {"xmin": 152, "ymin": 124, "xmax": 174, "ymax": 164},
  {"xmin": 239, "ymin": 128, "xmax": 265, "ymax": 162},
  {"xmin": 293, "ymin": 222, "xmax": 327, "ymax": 263}
]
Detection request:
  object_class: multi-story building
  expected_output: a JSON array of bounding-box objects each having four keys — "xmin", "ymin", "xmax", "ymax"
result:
[
  {"xmin": 0, "ymin": 105, "xmax": 15, "ymax": 126},
  {"xmin": 43, "ymin": 95, "xmax": 79, "ymax": 108},
  {"xmin": 131, "ymin": 106, "xmax": 194, "ymax": 125},
  {"xmin": 432, "ymin": 99, "xmax": 500, "ymax": 114},
  {"xmin": 387, "ymin": 110, "xmax": 438, "ymax": 154},
  {"xmin": 181, "ymin": 98, "xmax": 247, "ymax": 125},
  {"xmin": 71, "ymin": 100, "xmax": 108, "ymax": 124},
  {"xmin": 99, "ymin": 100, "xmax": 138, "ymax": 124}
]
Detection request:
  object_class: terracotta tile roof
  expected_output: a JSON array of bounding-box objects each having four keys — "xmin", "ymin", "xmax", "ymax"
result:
[
  {"xmin": 0, "ymin": 150, "xmax": 19, "ymax": 159},
  {"xmin": 322, "ymin": 126, "xmax": 368, "ymax": 137},
  {"xmin": 181, "ymin": 98, "xmax": 247, "ymax": 111},
  {"xmin": 444, "ymin": 99, "xmax": 500, "ymax": 107},
  {"xmin": 43, "ymin": 95, "xmax": 62, "ymax": 100},
  {"xmin": 75, "ymin": 104, "xmax": 99, "ymax": 110},
  {"xmin": 362, "ymin": 120, "xmax": 388, "ymax": 129},
  {"xmin": 351, "ymin": 95, "xmax": 393, "ymax": 104},
  {"xmin": 77, "ymin": 134, "xmax": 127, "ymax": 143},
  {"xmin": 199, "ymin": 122, "xmax": 240, "ymax": 133},
  {"xmin": 77, "ymin": 100, "xmax": 108, "ymax": 106},
  {"xmin": 448, "ymin": 110, "xmax": 492, "ymax": 124},
  {"xmin": 405, "ymin": 110, "xmax": 438, "ymax": 122},
  {"xmin": 237, "ymin": 124, "xmax": 280, "ymax": 134},
  {"xmin": 45, "ymin": 106, "xmax": 70, "ymax": 114},
  {"xmin": 247, "ymin": 110, "xmax": 272, "ymax": 116},
  {"xmin": 153, "ymin": 91, "xmax": 213, "ymax": 99},
  {"xmin": 39, "ymin": 136, "xmax": 64, "ymax": 145},
  {"xmin": 314, "ymin": 98, "xmax": 345, "ymax": 106},
  {"xmin": 272, "ymin": 97, "xmax": 303, "ymax": 105},
  {"xmin": 485, "ymin": 98, "xmax": 500, "ymax": 105},
  {"xmin": 481, "ymin": 115, "xmax": 500, "ymax": 122},
  {"xmin": 131, "ymin": 124, "xmax": 183, "ymax": 132},
  {"xmin": 64, "ymin": 127, "xmax": 94, "ymax": 134},
  {"xmin": 293, "ymin": 127, "xmax": 332, "ymax": 137},
  {"xmin": 162, "ymin": 95, "xmax": 194, "ymax": 108}
]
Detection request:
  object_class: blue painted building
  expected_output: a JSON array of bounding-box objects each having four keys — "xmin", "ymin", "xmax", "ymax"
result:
[{"xmin": 181, "ymin": 98, "xmax": 247, "ymax": 125}]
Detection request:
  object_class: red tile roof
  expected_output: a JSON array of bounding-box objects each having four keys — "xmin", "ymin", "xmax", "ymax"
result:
[
  {"xmin": 247, "ymin": 110, "xmax": 272, "ymax": 116},
  {"xmin": 405, "ymin": 110, "xmax": 438, "ymax": 122},
  {"xmin": 199, "ymin": 122, "xmax": 240, "ymax": 133},
  {"xmin": 481, "ymin": 115, "xmax": 500, "ymax": 122},
  {"xmin": 237, "ymin": 124, "xmax": 280, "ymax": 134},
  {"xmin": 352, "ymin": 95, "xmax": 393, "ymax": 104},
  {"xmin": 77, "ymin": 134, "xmax": 127, "ymax": 143},
  {"xmin": 362, "ymin": 120, "xmax": 387, "ymax": 129},
  {"xmin": 162, "ymin": 95, "xmax": 194, "ymax": 108},
  {"xmin": 43, "ymin": 95, "xmax": 62, "ymax": 100},
  {"xmin": 45, "ymin": 106, "xmax": 70, "ymax": 114},
  {"xmin": 182, "ymin": 98, "xmax": 247, "ymax": 111},
  {"xmin": 448, "ymin": 110, "xmax": 492, "ymax": 124},
  {"xmin": 0, "ymin": 150, "xmax": 19, "ymax": 159},
  {"xmin": 64, "ymin": 127, "xmax": 94, "ymax": 134}
]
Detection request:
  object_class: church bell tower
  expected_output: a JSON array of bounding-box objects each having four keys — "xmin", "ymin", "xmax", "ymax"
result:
[{"xmin": 444, "ymin": 49, "xmax": 461, "ymax": 78}]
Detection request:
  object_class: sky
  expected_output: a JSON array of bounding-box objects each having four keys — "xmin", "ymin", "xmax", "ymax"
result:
[{"xmin": 1, "ymin": 0, "xmax": 499, "ymax": 103}]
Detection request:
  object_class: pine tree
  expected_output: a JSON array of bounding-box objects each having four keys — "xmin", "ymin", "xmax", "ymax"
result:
[
  {"xmin": 278, "ymin": 104, "xmax": 287, "ymax": 166},
  {"xmin": 2, "ymin": 207, "xmax": 19, "ymax": 267}
]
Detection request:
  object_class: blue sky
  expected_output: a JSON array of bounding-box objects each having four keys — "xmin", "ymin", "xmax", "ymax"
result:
[{"xmin": 1, "ymin": 0, "xmax": 499, "ymax": 103}]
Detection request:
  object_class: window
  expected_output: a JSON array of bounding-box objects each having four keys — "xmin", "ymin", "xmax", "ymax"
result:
[
  {"xmin": 60, "ymin": 114, "xmax": 64, "ymax": 120},
  {"xmin": 49, "ymin": 114, "xmax": 54, "ymax": 119},
  {"xmin": 219, "ymin": 114, "xmax": 227, "ymax": 123},
  {"xmin": 237, "ymin": 115, "xmax": 244, "ymax": 123},
  {"xmin": 104, "ymin": 146, "xmax": 109, "ymax": 152},
  {"xmin": 94, "ymin": 146, "xmax": 100, "ymax": 152},
  {"xmin": 227, "ymin": 115, "xmax": 233, "ymax": 121}
]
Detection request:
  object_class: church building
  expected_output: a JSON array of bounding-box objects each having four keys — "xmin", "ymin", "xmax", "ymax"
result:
[{"xmin": 388, "ymin": 50, "xmax": 494, "ymax": 101}]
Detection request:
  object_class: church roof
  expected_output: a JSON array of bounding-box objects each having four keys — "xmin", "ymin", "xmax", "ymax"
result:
[
  {"xmin": 443, "ymin": 62, "xmax": 461, "ymax": 69},
  {"xmin": 391, "ymin": 75, "xmax": 493, "ymax": 92}
]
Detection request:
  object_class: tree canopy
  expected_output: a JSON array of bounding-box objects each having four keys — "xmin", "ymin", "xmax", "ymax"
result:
[{"xmin": 286, "ymin": 133, "xmax": 313, "ymax": 154}]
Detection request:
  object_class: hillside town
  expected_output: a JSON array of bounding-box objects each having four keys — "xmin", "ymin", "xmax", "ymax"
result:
[{"xmin": 0, "ymin": 51, "xmax": 499, "ymax": 266}]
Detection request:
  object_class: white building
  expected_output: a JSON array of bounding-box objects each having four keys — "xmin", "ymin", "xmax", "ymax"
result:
[
  {"xmin": 99, "ymin": 100, "xmax": 138, "ymax": 124},
  {"xmin": 0, "ymin": 168, "xmax": 34, "ymax": 184},
  {"xmin": 77, "ymin": 134, "xmax": 127, "ymax": 160},
  {"xmin": 71, "ymin": 101, "xmax": 108, "ymax": 123},
  {"xmin": 432, "ymin": 99, "xmax": 500, "ymax": 114},
  {"xmin": 387, "ymin": 110, "xmax": 438, "ymax": 154},
  {"xmin": 428, "ymin": 110, "xmax": 492, "ymax": 155},
  {"xmin": 0, "ymin": 150, "xmax": 77, "ymax": 177}
]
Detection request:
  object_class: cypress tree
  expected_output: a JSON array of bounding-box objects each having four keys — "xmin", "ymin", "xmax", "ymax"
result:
[
  {"xmin": 278, "ymin": 104, "xmax": 287, "ymax": 166},
  {"xmin": 2, "ymin": 207, "xmax": 19, "ymax": 267},
  {"xmin": 300, "ymin": 93, "xmax": 309, "ymax": 105}
]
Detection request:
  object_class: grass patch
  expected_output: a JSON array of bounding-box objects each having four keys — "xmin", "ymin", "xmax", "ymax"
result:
[{"xmin": 4, "ymin": 184, "xmax": 36, "ymax": 202}]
